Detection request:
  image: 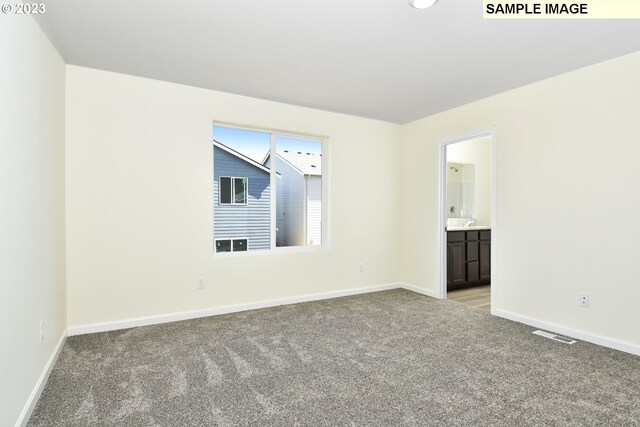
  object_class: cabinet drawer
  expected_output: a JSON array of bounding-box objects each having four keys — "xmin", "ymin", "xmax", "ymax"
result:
[
  {"xmin": 466, "ymin": 231, "xmax": 479, "ymax": 241},
  {"xmin": 447, "ymin": 231, "xmax": 465, "ymax": 242},
  {"xmin": 466, "ymin": 241, "xmax": 479, "ymax": 262},
  {"xmin": 480, "ymin": 230, "xmax": 491, "ymax": 240}
]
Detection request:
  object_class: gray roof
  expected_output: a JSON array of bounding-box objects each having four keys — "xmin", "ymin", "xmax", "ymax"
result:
[
  {"xmin": 276, "ymin": 150, "xmax": 322, "ymax": 176},
  {"xmin": 213, "ymin": 140, "xmax": 270, "ymax": 174}
]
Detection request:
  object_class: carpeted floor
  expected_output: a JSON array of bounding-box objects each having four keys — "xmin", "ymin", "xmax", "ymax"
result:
[{"xmin": 28, "ymin": 289, "xmax": 640, "ymax": 426}]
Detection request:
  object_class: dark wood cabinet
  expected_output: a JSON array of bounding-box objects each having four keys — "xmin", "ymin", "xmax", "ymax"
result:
[
  {"xmin": 447, "ymin": 229, "xmax": 491, "ymax": 291},
  {"xmin": 447, "ymin": 241, "xmax": 466, "ymax": 287},
  {"xmin": 479, "ymin": 240, "xmax": 491, "ymax": 282}
]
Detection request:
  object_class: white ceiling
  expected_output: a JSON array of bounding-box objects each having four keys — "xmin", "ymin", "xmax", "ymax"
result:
[{"xmin": 37, "ymin": 0, "xmax": 640, "ymax": 123}]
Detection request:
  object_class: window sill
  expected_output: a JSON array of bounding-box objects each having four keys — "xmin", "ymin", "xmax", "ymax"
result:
[{"xmin": 213, "ymin": 245, "xmax": 329, "ymax": 257}]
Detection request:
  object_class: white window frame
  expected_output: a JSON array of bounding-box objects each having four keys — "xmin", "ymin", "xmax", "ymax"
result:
[
  {"xmin": 215, "ymin": 237, "xmax": 248, "ymax": 253},
  {"xmin": 218, "ymin": 176, "xmax": 248, "ymax": 205},
  {"xmin": 213, "ymin": 122, "xmax": 330, "ymax": 256}
]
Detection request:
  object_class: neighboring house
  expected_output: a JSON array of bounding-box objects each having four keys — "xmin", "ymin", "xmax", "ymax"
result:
[
  {"xmin": 213, "ymin": 141, "xmax": 271, "ymax": 252},
  {"xmin": 264, "ymin": 150, "xmax": 322, "ymax": 247}
]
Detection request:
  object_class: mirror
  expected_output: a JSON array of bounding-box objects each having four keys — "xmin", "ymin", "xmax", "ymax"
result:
[{"xmin": 447, "ymin": 162, "xmax": 474, "ymax": 218}]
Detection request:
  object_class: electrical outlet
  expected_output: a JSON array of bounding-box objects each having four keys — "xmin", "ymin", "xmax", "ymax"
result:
[
  {"xmin": 358, "ymin": 263, "xmax": 364, "ymax": 273},
  {"xmin": 197, "ymin": 277, "xmax": 205, "ymax": 289},
  {"xmin": 39, "ymin": 320, "xmax": 44, "ymax": 341},
  {"xmin": 579, "ymin": 293, "xmax": 589, "ymax": 308}
]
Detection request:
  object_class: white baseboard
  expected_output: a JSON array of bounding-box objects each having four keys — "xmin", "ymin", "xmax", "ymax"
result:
[
  {"xmin": 494, "ymin": 308, "xmax": 640, "ymax": 357},
  {"xmin": 68, "ymin": 283, "xmax": 402, "ymax": 336},
  {"xmin": 398, "ymin": 282, "xmax": 439, "ymax": 299},
  {"xmin": 66, "ymin": 284, "xmax": 639, "ymax": 356},
  {"xmin": 15, "ymin": 331, "xmax": 67, "ymax": 427}
]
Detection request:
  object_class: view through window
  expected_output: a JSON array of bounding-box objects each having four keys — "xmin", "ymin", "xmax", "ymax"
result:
[{"xmin": 213, "ymin": 125, "xmax": 323, "ymax": 252}]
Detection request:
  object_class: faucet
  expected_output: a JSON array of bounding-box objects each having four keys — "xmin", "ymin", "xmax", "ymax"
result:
[{"xmin": 464, "ymin": 218, "xmax": 475, "ymax": 228}]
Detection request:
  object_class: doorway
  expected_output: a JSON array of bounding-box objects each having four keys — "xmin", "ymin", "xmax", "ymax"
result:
[{"xmin": 439, "ymin": 130, "xmax": 496, "ymax": 312}]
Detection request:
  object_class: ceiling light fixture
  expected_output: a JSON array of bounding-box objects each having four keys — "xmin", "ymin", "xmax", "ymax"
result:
[{"xmin": 409, "ymin": 0, "xmax": 438, "ymax": 9}]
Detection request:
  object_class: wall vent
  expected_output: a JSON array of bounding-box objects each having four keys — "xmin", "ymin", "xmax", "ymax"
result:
[{"xmin": 533, "ymin": 330, "xmax": 577, "ymax": 345}]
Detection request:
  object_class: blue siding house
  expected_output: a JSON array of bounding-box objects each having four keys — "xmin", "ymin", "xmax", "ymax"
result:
[{"xmin": 213, "ymin": 141, "xmax": 271, "ymax": 252}]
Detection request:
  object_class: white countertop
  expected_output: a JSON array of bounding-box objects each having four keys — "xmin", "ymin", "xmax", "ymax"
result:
[{"xmin": 446, "ymin": 226, "xmax": 491, "ymax": 231}]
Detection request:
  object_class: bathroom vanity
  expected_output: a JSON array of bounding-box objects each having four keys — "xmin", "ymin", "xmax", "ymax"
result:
[{"xmin": 447, "ymin": 227, "xmax": 491, "ymax": 291}]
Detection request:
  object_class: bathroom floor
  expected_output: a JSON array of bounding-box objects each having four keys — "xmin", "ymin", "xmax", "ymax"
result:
[{"xmin": 448, "ymin": 285, "xmax": 491, "ymax": 310}]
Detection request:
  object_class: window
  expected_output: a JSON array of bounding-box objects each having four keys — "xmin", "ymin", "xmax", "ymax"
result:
[
  {"xmin": 215, "ymin": 239, "xmax": 231, "ymax": 253},
  {"xmin": 219, "ymin": 177, "xmax": 247, "ymax": 205},
  {"xmin": 213, "ymin": 124, "xmax": 325, "ymax": 253},
  {"xmin": 215, "ymin": 238, "xmax": 248, "ymax": 253},
  {"xmin": 233, "ymin": 239, "xmax": 247, "ymax": 251}
]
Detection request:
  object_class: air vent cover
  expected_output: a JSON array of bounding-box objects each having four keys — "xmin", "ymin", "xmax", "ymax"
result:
[{"xmin": 533, "ymin": 330, "xmax": 577, "ymax": 345}]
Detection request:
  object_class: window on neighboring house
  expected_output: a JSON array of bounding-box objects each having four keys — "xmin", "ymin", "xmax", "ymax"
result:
[
  {"xmin": 233, "ymin": 239, "xmax": 247, "ymax": 251},
  {"xmin": 213, "ymin": 124, "xmax": 325, "ymax": 253},
  {"xmin": 215, "ymin": 238, "xmax": 248, "ymax": 253},
  {"xmin": 219, "ymin": 177, "xmax": 247, "ymax": 205}
]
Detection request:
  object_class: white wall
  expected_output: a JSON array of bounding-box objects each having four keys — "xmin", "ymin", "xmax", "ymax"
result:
[
  {"xmin": 447, "ymin": 137, "xmax": 492, "ymax": 226},
  {"xmin": 0, "ymin": 15, "xmax": 66, "ymax": 427},
  {"xmin": 400, "ymin": 51, "xmax": 640, "ymax": 349},
  {"xmin": 65, "ymin": 66, "xmax": 400, "ymax": 328}
]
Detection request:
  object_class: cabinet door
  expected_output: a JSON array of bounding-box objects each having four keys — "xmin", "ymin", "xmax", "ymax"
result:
[
  {"xmin": 467, "ymin": 261, "xmax": 479, "ymax": 282},
  {"xmin": 480, "ymin": 241, "xmax": 491, "ymax": 281},
  {"xmin": 447, "ymin": 241, "xmax": 466, "ymax": 288},
  {"xmin": 467, "ymin": 241, "xmax": 479, "ymax": 262}
]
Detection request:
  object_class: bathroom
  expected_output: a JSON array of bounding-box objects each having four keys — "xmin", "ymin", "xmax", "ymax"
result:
[{"xmin": 446, "ymin": 136, "xmax": 492, "ymax": 309}]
